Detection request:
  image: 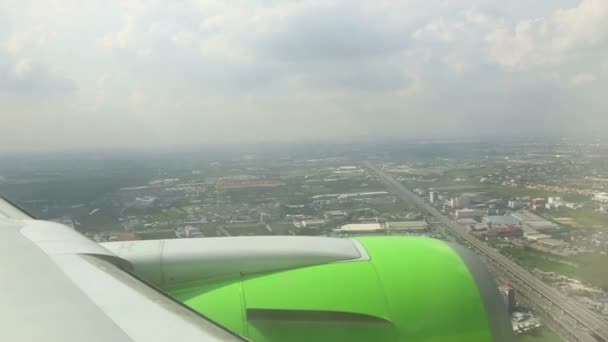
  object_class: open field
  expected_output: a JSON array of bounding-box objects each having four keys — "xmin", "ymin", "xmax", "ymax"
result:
[{"xmin": 500, "ymin": 245, "xmax": 608, "ymax": 290}]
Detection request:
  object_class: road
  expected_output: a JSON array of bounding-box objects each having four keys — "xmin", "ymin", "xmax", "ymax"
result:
[{"xmin": 364, "ymin": 162, "xmax": 608, "ymax": 342}]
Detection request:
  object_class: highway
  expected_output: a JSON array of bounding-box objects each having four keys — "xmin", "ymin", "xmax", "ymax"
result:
[{"xmin": 364, "ymin": 162, "xmax": 608, "ymax": 342}]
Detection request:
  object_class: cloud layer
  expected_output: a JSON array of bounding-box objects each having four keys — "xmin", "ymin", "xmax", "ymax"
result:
[{"xmin": 1, "ymin": 0, "xmax": 607, "ymax": 151}]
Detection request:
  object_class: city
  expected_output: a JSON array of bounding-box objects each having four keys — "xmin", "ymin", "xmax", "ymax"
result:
[{"xmin": 3, "ymin": 140, "xmax": 608, "ymax": 341}]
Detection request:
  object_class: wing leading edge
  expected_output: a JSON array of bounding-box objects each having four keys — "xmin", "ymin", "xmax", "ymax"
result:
[{"xmin": 0, "ymin": 198, "xmax": 244, "ymax": 342}]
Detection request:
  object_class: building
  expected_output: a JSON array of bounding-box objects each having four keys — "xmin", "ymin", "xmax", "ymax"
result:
[
  {"xmin": 457, "ymin": 218, "xmax": 478, "ymax": 226},
  {"xmin": 387, "ymin": 221, "xmax": 428, "ymax": 233},
  {"xmin": 511, "ymin": 210, "xmax": 544, "ymax": 222},
  {"xmin": 184, "ymin": 226, "xmax": 204, "ymax": 238},
  {"xmin": 450, "ymin": 196, "xmax": 471, "ymax": 209},
  {"xmin": 109, "ymin": 232, "xmax": 141, "ymax": 241},
  {"xmin": 508, "ymin": 200, "xmax": 525, "ymax": 209},
  {"xmin": 456, "ymin": 209, "xmax": 481, "ymax": 219},
  {"xmin": 324, "ymin": 211, "xmax": 347, "ymax": 220},
  {"xmin": 483, "ymin": 215, "xmax": 520, "ymax": 227},
  {"xmin": 429, "ymin": 191, "xmax": 438, "ymax": 203},
  {"xmin": 487, "ymin": 225, "xmax": 523, "ymax": 239},
  {"xmin": 413, "ymin": 188, "xmax": 425, "ymax": 196},
  {"xmin": 333, "ymin": 166, "xmax": 364, "ymax": 175},
  {"xmin": 531, "ymin": 198, "xmax": 546, "ymax": 210},
  {"xmin": 546, "ymin": 197, "xmax": 580, "ymax": 210},
  {"xmin": 524, "ymin": 232, "xmax": 552, "ymax": 241},
  {"xmin": 511, "ymin": 210, "xmax": 559, "ymax": 233},
  {"xmin": 295, "ymin": 219, "xmax": 326, "ymax": 229},
  {"xmin": 525, "ymin": 220, "xmax": 559, "ymax": 232},
  {"xmin": 498, "ymin": 284, "xmax": 516, "ymax": 313},
  {"xmin": 594, "ymin": 192, "xmax": 608, "ymax": 203},
  {"xmin": 337, "ymin": 191, "xmax": 389, "ymax": 200},
  {"xmin": 334, "ymin": 223, "xmax": 387, "ymax": 235}
]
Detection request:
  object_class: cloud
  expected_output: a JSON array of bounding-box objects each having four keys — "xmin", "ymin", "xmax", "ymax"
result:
[
  {"xmin": 257, "ymin": 3, "xmax": 407, "ymax": 62},
  {"xmin": 171, "ymin": 31, "xmax": 193, "ymax": 46},
  {"xmin": 97, "ymin": 15, "xmax": 138, "ymax": 50},
  {"xmin": 485, "ymin": 0, "xmax": 608, "ymax": 70},
  {"xmin": 0, "ymin": 54, "xmax": 76, "ymax": 95},
  {"xmin": 569, "ymin": 73, "xmax": 597, "ymax": 86},
  {"xmin": 0, "ymin": 0, "xmax": 607, "ymax": 151}
]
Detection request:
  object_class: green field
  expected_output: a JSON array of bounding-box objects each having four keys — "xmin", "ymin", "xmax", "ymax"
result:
[
  {"xmin": 516, "ymin": 328, "xmax": 563, "ymax": 342},
  {"xmin": 570, "ymin": 253, "xmax": 608, "ymax": 290},
  {"xmin": 500, "ymin": 246, "xmax": 608, "ymax": 290},
  {"xmin": 546, "ymin": 208, "xmax": 608, "ymax": 228},
  {"xmin": 402, "ymin": 178, "xmax": 588, "ymax": 203},
  {"xmin": 499, "ymin": 246, "xmax": 577, "ymax": 278},
  {"xmin": 300, "ymin": 180, "xmax": 385, "ymax": 196},
  {"xmin": 478, "ymin": 184, "xmax": 588, "ymax": 202},
  {"xmin": 403, "ymin": 177, "xmax": 479, "ymax": 189},
  {"xmin": 368, "ymin": 201, "xmax": 413, "ymax": 214}
]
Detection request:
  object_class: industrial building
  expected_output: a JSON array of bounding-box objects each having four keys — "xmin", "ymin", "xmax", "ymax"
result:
[
  {"xmin": 457, "ymin": 218, "xmax": 478, "ymax": 226},
  {"xmin": 524, "ymin": 232, "xmax": 552, "ymax": 241},
  {"xmin": 531, "ymin": 198, "xmax": 546, "ymax": 210},
  {"xmin": 334, "ymin": 223, "xmax": 386, "ymax": 234},
  {"xmin": 386, "ymin": 221, "xmax": 429, "ymax": 233},
  {"xmin": 510, "ymin": 211, "xmax": 559, "ymax": 232},
  {"xmin": 323, "ymin": 211, "xmax": 347, "ymax": 220},
  {"xmin": 312, "ymin": 191, "xmax": 389, "ymax": 200},
  {"xmin": 594, "ymin": 192, "xmax": 608, "ymax": 202},
  {"xmin": 508, "ymin": 200, "xmax": 525, "ymax": 209},
  {"xmin": 545, "ymin": 197, "xmax": 580, "ymax": 210},
  {"xmin": 483, "ymin": 215, "xmax": 520, "ymax": 227},
  {"xmin": 486, "ymin": 225, "xmax": 524, "ymax": 240},
  {"xmin": 456, "ymin": 208, "xmax": 481, "ymax": 219},
  {"xmin": 450, "ymin": 196, "xmax": 471, "ymax": 209},
  {"xmin": 334, "ymin": 221, "xmax": 428, "ymax": 235}
]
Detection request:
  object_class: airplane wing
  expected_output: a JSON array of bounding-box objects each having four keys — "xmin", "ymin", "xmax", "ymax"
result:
[
  {"xmin": 1, "ymin": 195, "xmax": 513, "ymax": 342},
  {"xmin": 0, "ymin": 197, "xmax": 244, "ymax": 342}
]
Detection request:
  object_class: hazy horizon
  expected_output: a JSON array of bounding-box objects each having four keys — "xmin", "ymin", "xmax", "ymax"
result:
[{"xmin": 1, "ymin": 0, "xmax": 607, "ymax": 152}]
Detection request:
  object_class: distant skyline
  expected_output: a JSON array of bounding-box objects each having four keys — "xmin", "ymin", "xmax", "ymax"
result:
[{"xmin": 1, "ymin": 0, "xmax": 607, "ymax": 151}]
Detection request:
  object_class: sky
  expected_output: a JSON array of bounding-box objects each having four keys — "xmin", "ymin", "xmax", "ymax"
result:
[{"xmin": 1, "ymin": 0, "xmax": 607, "ymax": 151}]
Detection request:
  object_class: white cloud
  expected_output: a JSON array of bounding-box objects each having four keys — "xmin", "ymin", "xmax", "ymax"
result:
[
  {"xmin": 13, "ymin": 58, "xmax": 34, "ymax": 79},
  {"xmin": 171, "ymin": 31, "xmax": 193, "ymax": 46},
  {"xmin": 0, "ymin": 55, "xmax": 76, "ymax": 95},
  {"xmin": 413, "ymin": 17, "xmax": 461, "ymax": 43},
  {"xmin": 570, "ymin": 73, "xmax": 596, "ymax": 86},
  {"xmin": 97, "ymin": 15, "xmax": 138, "ymax": 50},
  {"xmin": 199, "ymin": 15, "xmax": 225, "ymax": 31},
  {"xmin": 0, "ymin": 0, "xmax": 607, "ymax": 151},
  {"xmin": 485, "ymin": 0, "xmax": 608, "ymax": 70}
]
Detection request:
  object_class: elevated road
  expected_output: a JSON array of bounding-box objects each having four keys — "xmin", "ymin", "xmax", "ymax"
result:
[{"xmin": 364, "ymin": 162, "xmax": 608, "ymax": 342}]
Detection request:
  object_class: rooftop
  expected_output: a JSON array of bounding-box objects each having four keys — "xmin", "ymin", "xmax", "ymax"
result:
[
  {"xmin": 525, "ymin": 221, "xmax": 559, "ymax": 230},
  {"xmin": 387, "ymin": 221, "xmax": 428, "ymax": 231},
  {"xmin": 484, "ymin": 215, "xmax": 520, "ymax": 226},
  {"xmin": 524, "ymin": 232, "xmax": 552, "ymax": 240},
  {"xmin": 489, "ymin": 225, "xmax": 522, "ymax": 233},
  {"xmin": 336, "ymin": 223, "xmax": 385, "ymax": 232},
  {"xmin": 511, "ymin": 210, "xmax": 545, "ymax": 223}
]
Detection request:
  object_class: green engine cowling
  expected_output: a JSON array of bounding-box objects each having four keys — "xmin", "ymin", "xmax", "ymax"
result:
[{"xmin": 165, "ymin": 237, "xmax": 513, "ymax": 342}]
